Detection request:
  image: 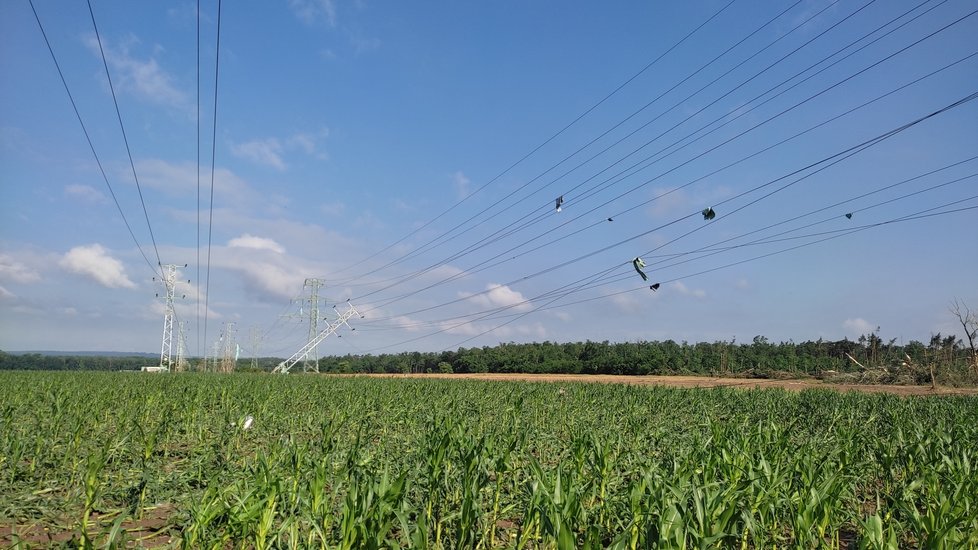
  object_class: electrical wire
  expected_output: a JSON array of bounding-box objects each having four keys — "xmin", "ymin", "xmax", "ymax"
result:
[
  {"xmin": 27, "ymin": 0, "xmax": 159, "ymax": 278},
  {"xmin": 346, "ymin": 0, "xmax": 963, "ymax": 307},
  {"xmin": 358, "ymin": 199, "xmax": 976, "ymax": 353},
  {"xmin": 455, "ymin": 201, "xmax": 978, "ymax": 334},
  {"xmin": 349, "ymin": 0, "xmax": 813, "ymax": 284},
  {"xmin": 86, "ymin": 0, "xmax": 163, "ymax": 270},
  {"xmin": 354, "ymin": 90, "xmax": 977, "ymax": 333},
  {"xmin": 352, "ymin": 45, "xmax": 978, "ymax": 316},
  {"xmin": 355, "ymin": 159, "xmax": 977, "ymax": 333},
  {"xmin": 324, "ymin": 0, "xmax": 742, "ymax": 280},
  {"xmin": 203, "ymin": 0, "xmax": 223, "ymax": 362},
  {"xmin": 338, "ymin": 0, "xmax": 821, "ymax": 296},
  {"xmin": 196, "ymin": 0, "xmax": 202, "ymax": 357}
]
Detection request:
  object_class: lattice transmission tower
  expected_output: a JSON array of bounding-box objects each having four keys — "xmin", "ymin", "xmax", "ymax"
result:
[
  {"xmin": 250, "ymin": 326, "xmax": 261, "ymax": 370},
  {"xmin": 218, "ymin": 321, "xmax": 237, "ymax": 373},
  {"xmin": 286, "ymin": 278, "xmax": 326, "ymax": 372},
  {"xmin": 155, "ymin": 264, "xmax": 187, "ymax": 372},
  {"xmin": 273, "ymin": 302, "xmax": 362, "ymax": 374},
  {"xmin": 175, "ymin": 320, "xmax": 188, "ymax": 372}
]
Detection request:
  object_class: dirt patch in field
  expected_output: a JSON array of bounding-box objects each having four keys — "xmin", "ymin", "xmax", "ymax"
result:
[
  {"xmin": 0, "ymin": 504, "xmax": 177, "ymax": 548},
  {"xmin": 348, "ymin": 373, "xmax": 978, "ymax": 396}
]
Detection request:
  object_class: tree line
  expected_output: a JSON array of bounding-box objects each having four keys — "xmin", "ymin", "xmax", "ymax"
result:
[{"xmin": 3, "ymin": 331, "xmax": 975, "ymax": 385}]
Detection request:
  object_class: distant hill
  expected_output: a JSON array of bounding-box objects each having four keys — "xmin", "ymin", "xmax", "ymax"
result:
[{"xmin": 6, "ymin": 350, "xmax": 157, "ymax": 358}]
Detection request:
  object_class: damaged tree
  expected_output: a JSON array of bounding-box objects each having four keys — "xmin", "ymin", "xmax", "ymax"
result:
[{"xmin": 949, "ymin": 299, "xmax": 978, "ymax": 377}]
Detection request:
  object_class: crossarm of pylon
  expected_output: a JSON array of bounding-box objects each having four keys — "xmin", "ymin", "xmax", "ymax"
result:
[{"xmin": 273, "ymin": 303, "xmax": 360, "ymax": 374}]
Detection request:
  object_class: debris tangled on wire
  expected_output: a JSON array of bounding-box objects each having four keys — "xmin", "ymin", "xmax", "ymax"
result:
[
  {"xmin": 650, "ymin": 283, "xmax": 660, "ymax": 291},
  {"xmin": 555, "ymin": 196, "xmax": 564, "ymax": 213},
  {"xmin": 702, "ymin": 207, "xmax": 716, "ymax": 220},
  {"xmin": 845, "ymin": 213, "xmax": 853, "ymax": 219},
  {"xmin": 632, "ymin": 257, "xmax": 648, "ymax": 281}
]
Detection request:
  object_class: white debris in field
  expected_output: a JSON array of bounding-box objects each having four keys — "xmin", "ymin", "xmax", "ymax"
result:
[{"xmin": 229, "ymin": 414, "xmax": 255, "ymax": 430}]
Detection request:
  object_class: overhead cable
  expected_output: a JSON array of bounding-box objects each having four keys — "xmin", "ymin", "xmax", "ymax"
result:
[
  {"xmin": 27, "ymin": 0, "xmax": 159, "ymax": 277},
  {"xmin": 86, "ymin": 0, "xmax": 163, "ymax": 270}
]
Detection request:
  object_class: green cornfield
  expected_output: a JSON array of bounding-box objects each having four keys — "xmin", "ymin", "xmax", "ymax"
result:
[{"xmin": 1, "ymin": 372, "xmax": 976, "ymax": 549}]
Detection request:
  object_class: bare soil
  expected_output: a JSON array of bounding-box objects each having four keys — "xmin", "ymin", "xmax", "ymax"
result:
[
  {"xmin": 350, "ymin": 372, "xmax": 978, "ymax": 396},
  {"xmin": 0, "ymin": 504, "xmax": 176, "ymax": 548}
]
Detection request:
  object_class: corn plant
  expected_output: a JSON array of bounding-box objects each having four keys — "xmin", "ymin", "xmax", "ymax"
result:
[{"xmin": 0, "ymin": 371, "xmax": 976, "ymax": 548}]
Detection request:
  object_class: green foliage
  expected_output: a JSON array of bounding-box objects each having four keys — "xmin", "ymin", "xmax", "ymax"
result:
[
  {"xmin": 1, "ymin": 372, "xmax": 977, "ymax": 547},
  {"xmin": 4, "ymin": 332, "xmax": 976, "ymax": 383}
]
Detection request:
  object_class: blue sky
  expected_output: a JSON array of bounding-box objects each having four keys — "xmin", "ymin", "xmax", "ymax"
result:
[{"xmin": 1, "ymin": 0, "xmax": 976, "ymax": 358}]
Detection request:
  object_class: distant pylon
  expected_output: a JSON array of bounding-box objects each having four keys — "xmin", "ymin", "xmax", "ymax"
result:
[
  {"xmin": 302, "ymin": 278, "xmax": 323, "ymax": 373},
  {"xmin": 156, "ymin": 264, "xmax": 180, "ymax": 371},
  {"xmin": 250, "ymin": 326, "xmax": 261, "ymax": 371},
  {"xmin": 175, "ymin": 320, "xmax": 188, "ymax": 372},
  {"xmin": 273, "ymin": 302, "xmax": 362, "ymax": 374},
  {"xmin": 220, "ymin": 321, "xmax": 236, "ymax": 373},
  {"xmin": 211, "ymin": 340, "xmax": 221, "ymax": 372}
]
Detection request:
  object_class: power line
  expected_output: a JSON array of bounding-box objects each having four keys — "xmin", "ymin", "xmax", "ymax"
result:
[
  {"xmin": 346, "ymin": 0, "xmax": 964, "ymax": 307},
  {"xmin": 341, "ymin": 0, "xmax": 834, "ymax": 300},
  {"xmin": 355, "ymin": 90, "xmax": 977, "ymax": 330},
  {"xmin": 86, "ymin": 0, "xmax": 163, "ymax": 269},
  {"xmin": 203, "ymin": 0, "xmax": 223, "ymax": 361},
  {"xmin": 27, "ymin": 0, "xmax": 158, "ymax": 277},
  {"xmin": 355, "ymin": 159, "xmax": 977, "ymax": 333},
  {"xmin": 462, "ymin": 201, "xmax": 978, "ymax": 335},
  {"xmin": 196, "ymin": 0, "xmax": 202, "ymax": 357},
  {"xmin": 359, "ymin": 0, "xmax": 812, "ymax": 283},
  {"xmin": 352, "ymin": 43, "xmax": 978, "ymax": 316},
  {"xmin": 325, "ymin": 0, "xmax": 742, "ymax": 280},
  {"xmin": 360, "ymin": 200, "xmax": 976, "ymax": 353},
  {"xmin": 341, "ymin": 0, "xmax": 817, "ymax": 297},
  {"xmin": 645, "ymin": 170, "xmax": 978, "ymax": 267}
]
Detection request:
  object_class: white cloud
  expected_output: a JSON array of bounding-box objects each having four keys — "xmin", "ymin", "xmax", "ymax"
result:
[
  {"xmin": 231, "ymin": 261, "xmax": 306, "ymax": 301},
  {"xmin": 228, "ymin": 234, "xmax": 286, "ymax": 254},
  {"xmin": 517, "ymin": 322, "xmax": 547, "ymax": 339},
  {"xmin": 231, "ymin": 138, "xmax": 287, "ymax": 170},
  {"xmin": 208, "ymin": 245, "xmax": 315, "ymax": 302},
  {"xmin": 646, "ymin": 186, "xmax": 731, "ymax": 220},
  {"xmin": 673, "ymin": 281, "xmax": 706, "ymax": 299},
  {"xmin": 287, "ymin": 129, "xmax": 330, "ymax": 160},
  {"xmin": 424, "ymin": 264, "xmax": 465, "ymax": 282},
  {"xmin": 0, "ymin": 254, "xmax": 41, "ymax": 284},
  {"xmin": 83, "ymin": 34, "xmax": 189, "ymax": 112},
  {"xmin": 289, "ymin": 0, "xmax": 337, "ymax": 26},
  {"xmin": 788, "ymin": 0, "xmax": 839, "ymax": 32},
  {"xmin": 64, "ymin": 184, "xmax": 107, "ymax": 204},
  {"xmin": 461, "ymin": 283, "xmax": 532, "ymax": 312},
  {"xmin": 59, "ymin": 244, "xmax": 136, "ymax": 289},
  {"xmin": 231, "ymin": 130, "xmax": 330, "ymax": 170},
  {"xmin": 147, "ymin": 299, "xmax": 220, "ymax": 322},
  {"xmin": 647, "ymin": 187, "xmax": 689, "ymax": 219},
  {"xmin": 843, "ymin": 317, "xmax": 875, "ymax": 336},
  {"xmin": 135, "ymin": 159, "xmax": 253, "ymax": 201},
  {"xmin": 735, "ymin": 278, "xmax": 750, "ymax": 290},
  {"xmin": 0, "ymin": 285, "xmax": 15, "ymax": 300},
  {"xmin": 353, "ymin": 211, "xmax": 385, "ymax": 231},
  {"xmin": 550, "ymin": 310, "xmax": 572, "ymax": 322},
  {"xmin": 349, "ymin": 33, "xmax": 381, "ymax": 54},
  {"xmin": 438, "ymin": 319, "xmax": 482, "ymax": 336},
  {"xmin": 453, "ymin": 171, "xmax": 471, "ymax": 199},
  {"xmin": 611, "ymin": 293, "xmax": 643, "ymax": 314},
  {"xmin": 388, "ymin": 315, "xmax": 424, "ymax": 332},
  {"xmin": 320, "ymin": 201, "xmax": 346, "ymax": 215}
]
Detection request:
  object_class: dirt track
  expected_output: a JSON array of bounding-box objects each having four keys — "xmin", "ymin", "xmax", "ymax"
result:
[{"xmin": 351, "ymin": 373, "xmax": 978, "ymax": 396}]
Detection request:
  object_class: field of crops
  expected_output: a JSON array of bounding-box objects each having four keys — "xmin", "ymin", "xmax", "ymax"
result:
[{"xmin": 1, "ymin": 372, "xmax": 976, "ymax": 548}]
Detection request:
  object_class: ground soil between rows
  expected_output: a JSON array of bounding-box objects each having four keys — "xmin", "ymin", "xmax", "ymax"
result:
[{"xmin": 347, "ymin": 372, "xmax": 978, "ymax": 396}]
